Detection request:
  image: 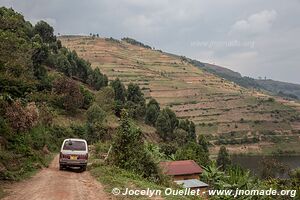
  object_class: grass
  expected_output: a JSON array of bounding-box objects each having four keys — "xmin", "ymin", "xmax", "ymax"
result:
[
  {"xmin": 0, "ymin": 150, "xmax": 55, "ymax": 181},
  {"xmin": 261, "ymin": 141, "xmax": 300, "ymax": 155},
  {"xmin": 89, "ymin": 162, "xmax": 201, "ymax": 200},
  {"xmin": 196, "ymin": 124, "xmax": 218, "ymax": 135}
]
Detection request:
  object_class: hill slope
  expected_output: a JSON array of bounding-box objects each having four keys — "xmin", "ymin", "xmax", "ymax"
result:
[
  {"xmin": 61, "ymin": 36, "xmax": 300, "ymax": 154},
  {"xmin": 193, "ymin": 61, "xmax": 300, "ymax": 99}
]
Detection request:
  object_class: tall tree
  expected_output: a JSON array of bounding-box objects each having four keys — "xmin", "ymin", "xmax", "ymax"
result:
[
  {"xmin": 110, "ymin": 78, "xmax": 126, "ymax": 102},
  {"xmin": 198, "ymin": 134, "xmax": 209, "ymax": 153},
  {"xmin": 126, "ymin": 83, "xmax": 146, "ymax": 118},
  {"xmin": 53, "ymin": 77, "xmax": 84, "ymax": 113},
  {"xmin": 164, "ymin": 107, "xmax": 178, "ymax": 133},
  {"xmin": 127, "ymin": 83, "xmax": 144, "ymax": 104},
  {"xmin": 112, "ymin": 110, "xmax": 160, "ymax": 180},
  {"xmin": 34, "ymin": 20, "xmax": 56, "ymax": 43},
  {"xmin": 155, "ymin": 110, "xmax": 171, "ymax": 141},
  {"xmin": 189, "ymin": 121, "xmax": 196, "ymax": 141},
  {"xmin": 217, "ymin": 146, "xmax": 231, "ymax": 171},
  {"xmin": 145, "ymin": 98, "xmax": 160, "ymax": 126}
]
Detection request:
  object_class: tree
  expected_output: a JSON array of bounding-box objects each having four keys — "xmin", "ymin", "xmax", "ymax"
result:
[
  {"xmin": 112, "ymin": 111, "xmax": 160, "ymax": 181},
  {"xmin": 147, "ymin": 98, "xmax": 160, "ymax": 110},
  {"xmin": 179, "ymin": 119, "xmax": 189, "ymax": 131},
  {"xmin": 34, "ymin": 20, "xmax": 56, "ymax": 43},
  {"xmin": 80, "ymin": 86, "xmax": 94, "ymax": 109},
  {"xmin": 145, "ymin": 105, "xmax": 159, "ymax": 126},
  {"xmin": 95, "ymin": 86, "xmax": 115, "ymax": 111},
  {"xmin": 85, "ymin": 103, "xmax": 107, "ymax": 144},
  {"xmin": 126, "ymin": 83, "xmax": 146, "ymax": 118},
  {"xmin": 145, "ymin": 98, "xmax": 160, "ymax": 126},
  {"xmin": 86, "ymin": 104, "xmax": 106, "ymax": 124},
  {"xmin": 175, "ymin": 142, "xmax": 210, "ymax": 166},
  {"xmin": 217, "ymin": 146, "xmax": 231, "ymax": 171},
  {"xmin": 110, "ymin": 78, "xmax": 126, "ymax": 102},
  {"xmin": 189, "ymin": 121, "xmax": 196, "ymax": 141},
  {"xmin": 198, "ymin": 134, "xmax": 209, "ymax": 153},
  {"xmin": 53, "ymin": 77, "xmax": 84, "ymax": 113},
  {"xmin": 155, "ymin": 110, "xmax": 171, "ymax": 141},
  {"xmin": 89, "ymin": 68, "xmax": 108, "ymax": 90},
  {"xmin": 173, "ymin": 128, "xmax": 189, "ymax": 146},
  {"xmin": 30, "ymin": 34, "xmax": 49, "ymax": 80},
  {"xmin": 127, "ymin": 83, "xmax": 144, "ymax": 104},
  {"xmin": 179, "ymin": 119, "xmax": 196, "ymax": 142},
  {"xmin": 55, "ymin": 52, "xmax": 72, "ymax": 76},
  {"xmin": 164, "ymin": 108, "xmax": 178, "ymax": 132}
]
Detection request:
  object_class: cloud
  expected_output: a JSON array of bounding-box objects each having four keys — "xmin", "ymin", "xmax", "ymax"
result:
[
  {"xmin": 0, "ymin": 0, "xmax": 300, "ymax": 84},
  {"xmin": 230, "ymin": 10, "xmax": 277, "ymax": 35}
]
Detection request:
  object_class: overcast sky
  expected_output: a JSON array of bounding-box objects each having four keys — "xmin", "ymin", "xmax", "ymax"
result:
[{"xmin": 1, "ymin": 0, "xmax": 300, "ymax": 84}]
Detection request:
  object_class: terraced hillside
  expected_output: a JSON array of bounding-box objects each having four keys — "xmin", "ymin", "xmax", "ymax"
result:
[{"xmin": 61, "ymin": 36, "xmax": 300, "ymax": 154}]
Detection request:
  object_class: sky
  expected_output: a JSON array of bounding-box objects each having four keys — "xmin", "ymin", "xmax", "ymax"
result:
[{"xmin": 1, "ymin": 0, "xmax": 300, "ymax": 84}]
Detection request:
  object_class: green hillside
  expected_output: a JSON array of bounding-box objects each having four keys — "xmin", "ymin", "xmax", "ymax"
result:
[
  {"xmin": 61, "ymin": 36, "xmax": 300, "ymax": 155},
  {"xmin": 193, "ymin": 61, "xmax": 300, "ymax": 99}
]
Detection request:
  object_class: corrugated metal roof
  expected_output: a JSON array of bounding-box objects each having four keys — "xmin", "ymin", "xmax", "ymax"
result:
[
  {"xmin": 159, "ymin": 160, "xmax": 203, "ymax": 175},
  {"xmin": 175, "ymin": 179, "xmax": 209, "ymax": 188}
]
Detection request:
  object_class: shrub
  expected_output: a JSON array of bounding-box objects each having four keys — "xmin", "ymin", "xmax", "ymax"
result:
[
  {"xmin": 38, "ymin": 104, "xmax": 53, "ymax": 126},
  {"xmin": 175, "ymin": 142, "xmax": 210, "ymax": 166},
  {"xmin": 111, "ymin": 111, "xmax": 161, "ymax": 182},
  {"xmin": 145, "ymin": 98, "xmax": 160, "ymax": 126},
  {"xmin": 87, "ymin": 104, "xmax": 106, "ymax": 124},
  {"xmin": 110, "ymin": 78, "xmax": 126, "ymax": 103},
  {"xmin": 80, "ymin": 86, "xmax": 94, "ymax": 109},
  {"xmin": 159, "ymin": 143, "xmax": 178, "ymax": 157},
  {"xmin": 95, "ymin": 86, "xmax": 115, "ymax": 111},
  {"xmin": 5, "ymin": 101, "xmax": 39, "ymax": 133},
  {"xmin": 217, "ymin": 146, "xmax": 231, "ymax": 171},
  {"xmin": 53, "ymin": 77, "xmax": 84, "ymax": 112}
]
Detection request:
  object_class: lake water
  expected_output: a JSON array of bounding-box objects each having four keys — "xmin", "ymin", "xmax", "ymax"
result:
[{"xmin": 231, "ymin": 155, "xmax": 300, "ymax": 178}]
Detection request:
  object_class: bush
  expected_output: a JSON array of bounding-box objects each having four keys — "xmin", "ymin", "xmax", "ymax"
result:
[
  {"xmin": 111, "ymin": 111, "xmax": 161, "ymax": 182},
  {"xmin": 175, "ymin": 142, "xmax": 210, "ymax": 166},
  {"xmin": 87, "ymin": 104, "xmax": 106, "ymax": 124},
  {"xmin": 5, "ymin": 101, "xmax": 39, "ymax": 133},
  {"xmin": 80, "ymin": 86, "xmax": 94, "ymax": 109},
  {"xmin": 53, "ymin": 77, "xmax": 84, "ymax": 113},
  {"xmin": 159, "ymin": 143, "xmax": 178, "ymax": 156},
  {"xmin": 95, "ymin": 86, "xmax": 115, "ymax": 111},
  {"xmin": 145, "ymin": 98, "xmax": 160, "ymax": 126},
  {"xmin": 217, "ymin": 146, "xmax": 231, "ymax": 171},
  {"xmin": 110, "ymin": 78, "xmax": 126, "ymax": 103}
]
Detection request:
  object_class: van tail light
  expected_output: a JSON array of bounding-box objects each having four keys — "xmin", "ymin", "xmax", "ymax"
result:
[
  {"xmin": 78, "ymin": 154, "xmax": 88, "ymax": 160},
  {"xmin": 60, "ymin": 153, "xmax": 70, "ymax": 159}
]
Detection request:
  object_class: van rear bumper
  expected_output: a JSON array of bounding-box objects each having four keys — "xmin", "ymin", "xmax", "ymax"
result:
[{"xmin": 59, "ymin": 159, "xmax": 87, "ymax": 166}]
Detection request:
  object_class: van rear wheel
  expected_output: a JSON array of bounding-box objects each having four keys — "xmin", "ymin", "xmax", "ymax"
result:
[
  {"xmin": 59, "ymin": 164, "xmax": 63, "ymax": 170},
  {"xmin": 81, "ymin": 165, "xmax": 86, "ymax": 171}
]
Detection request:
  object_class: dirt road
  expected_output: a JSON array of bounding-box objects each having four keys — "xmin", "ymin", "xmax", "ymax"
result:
[{"xmin": 2, "ymin": 155, "xmax": 110, "ymax": 200}]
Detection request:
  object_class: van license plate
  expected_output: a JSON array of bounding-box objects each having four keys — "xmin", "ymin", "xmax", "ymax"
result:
[{"xmin": 70, "ymin": 155, "xmax": 77, "ymax": 160}]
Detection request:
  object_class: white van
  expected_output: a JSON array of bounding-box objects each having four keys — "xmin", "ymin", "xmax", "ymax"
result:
[{"xmin": 59, "ymin": 138, "xmax": 88, "ymax": 171}]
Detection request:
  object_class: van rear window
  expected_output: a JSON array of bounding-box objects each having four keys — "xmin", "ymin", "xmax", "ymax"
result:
[{"xmin": 63, "ymin": 141, "xmax": 86, "ymax": 151}]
